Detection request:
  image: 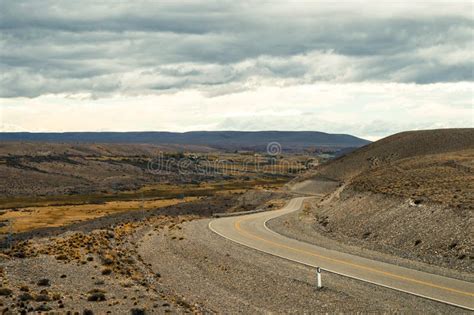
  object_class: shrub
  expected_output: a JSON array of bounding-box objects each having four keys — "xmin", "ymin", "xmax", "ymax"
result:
[
  {"xmin": 0, "ymin": 288, "xmax": 12, "ymax": 296},
  {"xmin": 35, "ymin": 294, "xmax": 51, "ymax": 302},
  {"xmin": 87, "ymin": 289, "xmax": 106, "ymax": 302},
  {"xmin": 18, "ymin": 293, "xmax": 34, "ymax": 301},
  {"xmin": 56, "ymin": 254, "xmax": 68, "ymax": 261},
  {"xmin": 37, "ymin": 278, "xmax": 50, "ymax": 286}
]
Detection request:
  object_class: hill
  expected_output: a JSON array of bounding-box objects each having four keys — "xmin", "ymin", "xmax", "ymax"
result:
[
  {"xmin": 0, "ymin": 131, "xmax": 370, "ymax": 152},
  {"xmin": 308, "ymin": 128, "xmax": 474, "ymax": 181},
  {"xmin": 285, "ymin": 128, "xmax": 474, "ymax": 273}
]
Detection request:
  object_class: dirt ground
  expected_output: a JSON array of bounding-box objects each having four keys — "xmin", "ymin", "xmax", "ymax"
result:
[
  {"xmin": 0, "ymin": 195, "xmax": 235, "ymax": 314},
  {"xmin": 137, "ymin": 218, "xmax": 462, "ymax": 313},
  {"xmin": 1, "ymin": 189, "xmax": 471, "ymax": 313},
  {"xmin": 0, "ymin": 190, "xmax": 290, "ymax": 314}
]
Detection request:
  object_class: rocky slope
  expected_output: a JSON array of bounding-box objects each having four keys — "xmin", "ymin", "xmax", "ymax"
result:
[{"xmin": 287, "ymin": 129, "xmax": 474, "ymax": 272}]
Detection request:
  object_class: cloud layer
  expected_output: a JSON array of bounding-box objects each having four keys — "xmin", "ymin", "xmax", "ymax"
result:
[
  {"xmin": 1, "ymin": 1, "xmax": 473, "ymax": 98},
  {"xmin": 1, "ymin": 1, "xmax": 472, "ymax": 139}
]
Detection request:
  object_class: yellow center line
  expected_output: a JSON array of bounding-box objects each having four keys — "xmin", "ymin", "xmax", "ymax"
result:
[{"xmin": 234, "ymin": 217, "xmax": 474, "ymax": 298}]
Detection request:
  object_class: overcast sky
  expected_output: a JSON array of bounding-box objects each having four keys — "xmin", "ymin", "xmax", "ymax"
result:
[{"xmin": 1, "ymin": 0, "xmax": 472, "ymax": 140}]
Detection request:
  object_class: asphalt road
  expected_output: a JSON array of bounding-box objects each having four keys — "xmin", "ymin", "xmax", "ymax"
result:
[{"xmin": 209, "ymin": 197, "xmax": 474, "ymax": 310}]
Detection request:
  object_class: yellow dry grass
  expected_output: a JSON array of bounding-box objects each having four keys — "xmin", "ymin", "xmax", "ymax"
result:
[{"xmin": 0, "ymin": 197, "xmax": 197, "ymax": 233}]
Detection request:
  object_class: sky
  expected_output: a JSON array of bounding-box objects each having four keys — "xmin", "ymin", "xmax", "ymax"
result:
[{"xmin": 0, "ymin": 1, "xmax": 473, "ymax": 140}]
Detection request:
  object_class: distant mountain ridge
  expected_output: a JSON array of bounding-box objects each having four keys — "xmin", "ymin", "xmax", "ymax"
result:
[{"xmin": 0, "ymin": 131, "xmax": 370, "ymax": 152}]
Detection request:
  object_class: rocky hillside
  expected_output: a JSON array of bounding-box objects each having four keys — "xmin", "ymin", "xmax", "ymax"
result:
[
  {"xmin": 288, "ymin": 128, "xmax": 474, "ymax": 272},
  {"xmin": 295, "ymin": 128, "xmax": 474, "ymax": 209},
  {"xmin": 312, "ymin": 128, "xmax": 474, "ymax": 181}
]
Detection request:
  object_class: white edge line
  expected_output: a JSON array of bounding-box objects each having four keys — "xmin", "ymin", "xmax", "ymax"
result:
[{"xmin": 208, "ymin": 199, "xmax": 474, "ymax": 311}]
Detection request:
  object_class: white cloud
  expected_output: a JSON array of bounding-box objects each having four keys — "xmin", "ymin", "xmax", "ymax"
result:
[{"xmin": 1, "ymin": 82, "xmax": 472, "ymax": 139}]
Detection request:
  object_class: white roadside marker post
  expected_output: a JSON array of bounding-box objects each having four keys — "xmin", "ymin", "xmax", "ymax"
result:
[{"xmin": 316, "ymin": 267, "xmax": 322, "ymax": 289}]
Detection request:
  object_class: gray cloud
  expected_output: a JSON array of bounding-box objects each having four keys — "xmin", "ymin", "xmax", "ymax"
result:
[{"xmin": 1, "ymin": 1, "xmax": 473, "ymax": 97}]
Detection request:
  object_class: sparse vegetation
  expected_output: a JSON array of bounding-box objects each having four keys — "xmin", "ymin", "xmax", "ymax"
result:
[
  {"xmin": 0, "ymin": 188, "xmax": 273, "ymax": 313},
  {"xmin": 87, "ymin": 289, "xmax": 107, "ymax": 301},
  {"xmin": 0, "ymin": 143, "xmax": 307, "ymax": 234},
  {"xmin": 0, "ymin": 288, "xmax": 12, "ymax": 296},
  {"xmin": 352, "ymin": 149, "xmax": 473, "ymax": 210},
  {"xmin": 286, "ymin": 129, "xmax": 474, "ymax": 273},
  {"xmin": 37, "ymin": 278, "xmax": 50, "ymax": 286}
]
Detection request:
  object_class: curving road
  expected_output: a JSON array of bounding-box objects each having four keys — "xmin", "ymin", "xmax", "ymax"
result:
[{"xmin": 209, "ymin": 197, "xmax": 474, "ymax": 310}]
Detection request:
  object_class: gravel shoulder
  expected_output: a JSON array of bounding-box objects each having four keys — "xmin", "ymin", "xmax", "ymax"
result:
[{"xmin": 138, "ymin": 218, "xmax": 463, "ymax": 313}]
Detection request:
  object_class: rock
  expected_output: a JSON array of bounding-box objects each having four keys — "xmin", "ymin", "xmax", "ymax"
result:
[{"xmin": 131, "ymin": 308, "xmax": 146, "ymax": 315}]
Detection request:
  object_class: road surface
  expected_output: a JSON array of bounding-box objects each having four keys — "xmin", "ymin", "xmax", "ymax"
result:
[{"xmin": 209, "ymin": 197, "xmax": 474, "ymax": 310}]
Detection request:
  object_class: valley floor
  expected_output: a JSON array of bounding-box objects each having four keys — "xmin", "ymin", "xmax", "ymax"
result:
[{"xmin": 1, "ymin": 187, "xmax": 472, "ymax": 313}]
